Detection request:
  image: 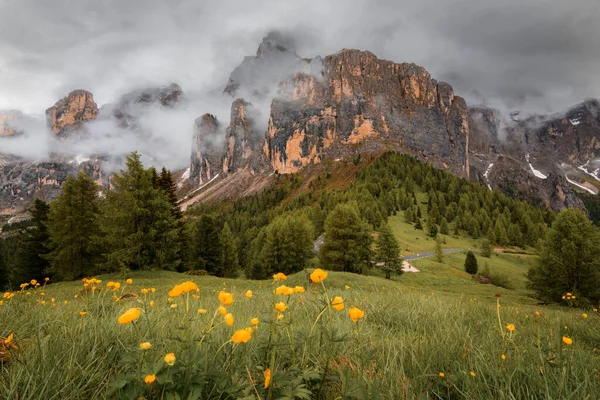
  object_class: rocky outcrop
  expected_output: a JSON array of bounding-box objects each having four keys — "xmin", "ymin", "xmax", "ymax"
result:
[
  {"xmin": 190, "ymin": 114, "xmax": 222, "ymax": 184},
  {"xmin": 0, "ymin": 110, "xmax": 24, "ymax": 137},
  {"xmin": 45, "ymin": 90, "xmax": 98, "ymax": 137},
  {"xmin": 264, "ymin": 49, "xmax": 470, "ymax": 176}
]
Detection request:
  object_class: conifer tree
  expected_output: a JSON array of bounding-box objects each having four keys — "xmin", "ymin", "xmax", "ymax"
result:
[
  {"xmin": 194, "ymin": 215, "xmax": 222, "ymax": 274},
  {"xmin": 0, "ymin": 242, "xmax": 7, "ymax": 289},
  {"xmin": 14, "ymin": 199, "xmax": 51, "ymax": 283},
  {"xmin": 219, "ymin": 223, "xmax": 238, "ymax": 278},
  {"xmin": 480, "ymin": 238, "xmax": 492, "ymax": 258},
  {"xmin": 46, "ymin": 172, "xmax": 102, "ymax": 280},
  {"xmin": 464, "ymin": 251, "xmax": 478, "ymax": 275},
  {"xmin": 321, "ymin": 203, "xmax": 373, "ymax": 273},
  {"xmin": 439, "ymin": 217, "xmax": 449, "ymax": 235},
  {"xmin": 435, "ymin": 235, "xmax": 444, "ymax": 263},
  {"xmin": 100, "ymin": 153, "xmax": 180, "ymax": 271},
  {"xmin": 375, "ymin": 223, "xmax": 403, "ymax": 279}
]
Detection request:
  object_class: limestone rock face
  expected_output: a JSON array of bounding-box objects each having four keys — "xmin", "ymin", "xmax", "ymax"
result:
[
  {"xmin": 265, "ymin": 49, "xmax": 470, "ymax": 176},
  {"xmin": 0, "ymin": 110, "xmax": 24, "ymax": 137},
  {"xmin": 190, "ymin": 114, "xmax": 222, "ymax": 184},
  {"xmin": 45, "ymin": 90, "xmax": 98, "ymax": 137}
]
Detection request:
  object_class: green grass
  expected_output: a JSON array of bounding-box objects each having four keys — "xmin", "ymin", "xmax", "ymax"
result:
[{"xmin": 1, "ymin": 269, "xmax": 599, "ymax": 399}]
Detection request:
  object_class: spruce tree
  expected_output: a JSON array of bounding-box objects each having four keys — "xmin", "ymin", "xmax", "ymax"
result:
[
  {"xmin": 375, "ymin": 223, "xmax": 403, "ymax": 279},
  {"xmin": 480, "ymin": 239, "xmax": 492, "ymax": 258},
  {"xmin": 435, "ymin": 235, "xmax": 444, "ymax": 263},
  {"xmin": 439, "ymin": 217, "xmax": 449, "ymax": 235},
  {"xmin": 219, "ymin": 223, "xmax": 238, "ymax": 278},
  {"xmin": 14, "ymin": 199, "xmax": 51, "ymax": 283},
  {"xmin": 320, "ymin": 203, "xmax": 373, "ymax": 273},
  {"xmin": 194, "ymin": 215, "xmax": 222, "ymax": 275},
  {"xmin": 46, "ymin": 172, "xmax": 102, "ymax": 280},
  {"xmin": 156, "ymin": 167, "xmax": 187, "ymax": 271},
  {"xmin": 100, "ymin": 153, "xmax": 180, "ymax": 271},
  {"xmin": 464, "ymin": 251, "xmax": 478, "ymax": 275}
]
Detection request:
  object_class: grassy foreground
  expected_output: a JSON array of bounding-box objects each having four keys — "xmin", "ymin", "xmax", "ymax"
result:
[{"xmin": 1, "ymin": 269, "xmax": 599, "ymax": 399}]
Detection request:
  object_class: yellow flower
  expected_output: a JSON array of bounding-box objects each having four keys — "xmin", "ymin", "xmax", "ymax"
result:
[
  {"xmin": 348, "ymin": 307, "xmax": 365, "ymax": 322},
  {"xmin": 144, "ymin": 374, "xmax": 156, "ymax": 384},
  {"xmin": 331, "ymin": 296, "xmax": 345, "ymax": 311},
  {"xmin": 141, "ymin": 288, "xmax": 149, "ymax": 295},
  {"xmin": 170, "ymin": 304, "xmax": 178, "ymax": 309},
  {"xmin": 310, "ymin": 268, "xmax": 327, "ymax": 283},
  {"xmin": 277, "ymin": 313, "xmax": 284, "ymax": 320},
  {"xmin": 149, "ymin": 301, "xmax": 155, "ymax": 307},
  {"xmin": 151, "ymin": 288, "xmax": 156, "ymax": 293},
  {"xmin": 251, "ymin": 318, "xmax": 259, "ymax": 325},
  {"xmin": 439, "ymin": 372, "xmax": 445, "ymax": 377},
  {"xmin": 20, "ymin": 283, "xmax": 28, "ymax": 289},
  {"xmin": 218, "ymin": 306, "xmax": 227, "ymax": 316},
  {"xmin": 275, "ymin": 302, "xmax": 287, "ymax": 312},
  {"xmin": 51, "ymin": 298, "xmax": 55, "ymax": 303},
  {"xmin": 44, "ymin": 277, "xmax": 50, "ymax": 282},
  {"xmin": 126, "ymin": 279, "xmax": 133, "ymax": 284},
  {"xmin": 506, "ymin": 323, "xmax": 515, "ymax": 332},
  {"xmin": 4, "ymin": 333, "xmax": 14, "ymax": 344},
  {"xmin": 535, "ymin": 311, "xmax": 541, "ymax": 316},
  {"xmin": 275, "ymin": 285, "xmax": 288, "ymax": 295},
  {"xmin": 231, "ymin": 328, "xmax": 252, "ymax": 343},
  {"xmin": 140, "ymin": 342, "xmax": 152, "ymax": 350},
  {"xmin": 167, "ymin": 297, "xmax": 174, "ymax": 303},
  {"xmin": 169, "ymin": 281, "xmax": 199, "ymax": 297},
  {"xmin": 113, "ymin": 282, "xmax": 121, "ymax": 290},
  {"xmin": 470, "ymin": 371, "xmax": 476, "ymax": 377},
  {"xmin": 562, "ymin": 336, "xmax": 573, "ymax": 345},
  {"xmin": 583, "ymin": 313, "xmax": 588, "ymax": 319},
  {"xmin": 218, "ymin": 291, "xmax": 234, "ymax": 306},
  {"xmin": 224, "ymin": 313, "xmax": 234, "ymax": 327},
  {"xmin": 293, "ymin": 286, "xmax": 305, "ymax": 294},
  {"xmin": 345, "ymin": 285, "xmax": 350, "ymax": 290},
  {"xmin": 501, "ymin": 354, "xmax": 507, "ymax": 360},
  {"xmin": 30, "ymin": 279, "xmax": 37, "ymax": 285},
  {"xmin": 245, "ymin": 290, "xmax": 253, "ymax": 299},
  {"xmin": 198, "ymin": 308, "xmax": 207, "ymax": 314},
  {"xmin": 164, "ymin": 352, "xmax": 176, "ymax": 366},
  {"xmin": 79, "ymin": 311, "xmax": 87, "ymax": 316},
  {"xmin": 264, "ymin": 368, "xmax": 272, "ymax": 388},
  {"xmin": 118, "ymin": 308, "xmax": 141, "ymax": 325},
  {"xmin": 40, "ymin": 301, "xmax": 46, "ymax": 305},
  {"xmin": 273, "ymin": 272, "xmax": 287, "ymax": 281}
]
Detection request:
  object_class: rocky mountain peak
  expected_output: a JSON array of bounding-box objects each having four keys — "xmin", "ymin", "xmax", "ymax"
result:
[
  {"xmin": 0, "ymin": 110, "xmax": 25, "ymax": 137},
  {"xmin": 45, "ymin": 90, "xmax": 98, "ymax": 137}
]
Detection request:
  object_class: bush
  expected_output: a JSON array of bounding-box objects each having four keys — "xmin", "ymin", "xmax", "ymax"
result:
[{"xmin": 464, "ymin": 251, "xmax": 478, "ymax": 275}]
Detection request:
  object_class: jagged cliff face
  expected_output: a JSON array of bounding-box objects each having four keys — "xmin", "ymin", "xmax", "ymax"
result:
[
  {"xmin": 45, "ymin": 90, "xmax": 98, "ymax": 137},
  {"xmin": 190, "ymin": 114, "xmax": 221, "ymax": 185},
  {"xmin": 264, "ymin": 50, "xmax": 470, "ymax": 176},
  {"xmin": 0, "ymin": 110, "xmax": 24, "ymax": 137}
]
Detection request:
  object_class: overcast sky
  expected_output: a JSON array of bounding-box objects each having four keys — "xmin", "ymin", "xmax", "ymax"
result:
[{"xmin": 1, "ymin": 0, "xmax": 599, "ymax": 116}]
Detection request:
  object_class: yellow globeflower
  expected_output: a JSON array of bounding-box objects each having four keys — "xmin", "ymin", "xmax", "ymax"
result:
[
  {"xmin": 583, "ymin": 313, "xmax": 588, "ymax": 319},
  {"xmin": 118, "ymin": 308, "xmax": 141, "ymax": 325},
  {"xmin": 273, "ymin": 272, "xmax": 287, "ymax": 281},
  {"xmin": 506, "ymin": 323, "xmax": 515, "ymax": 332},
  {"xmin": 151, "ymin": 288, "xmax": 156, "ymax": 293},
  {"xmin": 501, "ymin": 354, "xmax": 507, "ymax": 360},
  {"xmin": 345, "ymin": 285, "xmax": 350, "ymax": 290},
  {"xmin": 245, "ymin": 290, "xmax": 253, "ymax": 299},
  {"xmin": 562, "ymin": 336, "xmax": 573, "ymax": 345},
  {"xmin": 535, "ymin": 311, "xmax": 541, "ymax": 316},
  {"xmin": 264, "ymin": 368, "xmax": 272, "ymax": 388},
  {"xmin": 224, "ymin": 313, "xmax": 234, "ymax": 327},
  {"xmin": 218, "ymin": 306, "xmax": 228, "ymax": 316},
  {"xmin": 251, "ymin": 318, "xmax": 259, "ymax": 325},
  {"xmin": 310, "ymin": 268, "xmax": 328, "ymax": 283},
  {"xmin": 218, "ymin": 291, "xmax": 234, "ymax": 306},
  {"xmin": 126, "ymin": 279, "xmax": 133, "ymax": 285},
  {"xmin": 4, "ymin": 333, "xmax": 14, "ymax": 344},
  {"xmin": 30, "ymin": 279, "xmax": 37, "ymax": 285},
  {"xmin": 348, "ymin": 307, "xmax": 365, "ymax": 322},
  {"xmin": 44, "ymin": 277, "xmax": 50, "ymax": 282},
  {"xmin": 277, "ymin": 313, "xmax": 284, "ymax": 320},
  {"xmin": 164, "ymin": 353, "xmax": 176, "ymax": 366},
  {"xmin": 113, "ymin": 282, "xmax": 121, "ymax": 290},
  {"xmin": 198, "ymin": 308, "xmax": 207, "ymax": 314},
  {"xmin": 140, "ymin": 342, "xmax": 152, "ymax": 350},
  {"xmin": 439, "ymin": 372, "xmax": 445, "ymax": 377},
  {"xmin": 275, "ymin": 302, "xmax": 287, "ymax": 312},
  {"xmin": 170, "ymin": 304, "xmax": 178, "ymax": 309},
  {"xmin": 149, "ymin": 301, "xmax": 155, "ymax": 307},
  {"xmin": 40, "ymin": 301, "xmax": 46, "ymax": 305},
  {"xmin": 275, "ymin": 285, "xmax": 291, "ymax": 296},
  {"xmin": 331, "ymin": 297, "xmax": 345, "ymax": 311},
  {"xmin": 144, "ymin": 374, "xmax": 156, "ymax": 384},
  {"xmin": 470, "ymin": 371, "xmax": 476, "ymax": 377},
  {"xmin": 79, "ymin": 311, "xmax": 87, "ymax": 316},
  {"xmin": 231, "ymin": 328, "xmax": 252, "ymax": 343},
  {"xmin": 141, "ymin": 288, "xmax": 149, "ymax": 295},
  {"xmin": 63, "ymin": 300, "xmax": 68, "ymax": 305},
  {"xmin": 294, "ymin": 286, "xmax": 305, "ymax": 294}
]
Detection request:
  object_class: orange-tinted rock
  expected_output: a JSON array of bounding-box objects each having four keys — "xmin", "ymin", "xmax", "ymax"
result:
[
  {"xmin": 45, "ymin": 90, "xmax": 98, "ymax": 136},
  {"xmin": 0, "ymin": 110, "xmax": 24, "ymax": 137},
  {"xmin": 191, "ymin": 114, "xmax": 222, "ymax": 184}
]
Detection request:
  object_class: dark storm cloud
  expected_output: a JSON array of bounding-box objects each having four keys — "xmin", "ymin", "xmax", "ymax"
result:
[{"xmin": 0, "ymin": 0, "xmax": 599, "ymax": 166}]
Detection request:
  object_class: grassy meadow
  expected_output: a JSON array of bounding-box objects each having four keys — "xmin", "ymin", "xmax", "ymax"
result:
[{"xmin": 1, "ymin": 265, "xmax": 599, "ymax": 399}]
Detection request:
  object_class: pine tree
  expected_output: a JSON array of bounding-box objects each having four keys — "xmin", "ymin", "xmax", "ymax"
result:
[
  {"xmin": 375, "ymin": 223, "xmax": 403, "ymax": 279},
  {"xmin": 46, "ymin": 172, "xmax": 102, "ymax": 281},
  {"xmin": 464, "ymin": 251, "xmax": 478, "ymax": 275},
  {"xmin": 527, "ymin": 208, "xmax": 600, "ymax": 304},
  {"xmin": 321, "ymin": 203, "xmax": 373, "ymax": 273},
  {"xmin": 14, "ymin": 199, "xmax": 51, "ymax": 283},
  {"xmin": 435, "ymin": 235, "xmax": 444, "ymax": 263},
  {"xmin": 219, "ymin": 223, "xmax": 238, "ymax": 278},
  {"xmin": 100, "ymin": 153, "xmax": 180, "ymax": 271},
  {"xmin": 194, "ymin": 215, "xmax": 222, "ymax": 275},
  {"xmin": 439, "ymin": 217, "xmax": 449, "ymax": 235}
]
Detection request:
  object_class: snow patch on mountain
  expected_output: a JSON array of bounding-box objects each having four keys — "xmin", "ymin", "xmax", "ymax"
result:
[
  {"xmin": 483, "ymin": 163, "xmax": 494, "ymax": 190},
  {"xmin": 526, "ymin": 154, "xmax": 547, "ymax": 179},
  {"xmin": 565, "ymin": 175, "xmax": 596, "ymax": 194}
]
